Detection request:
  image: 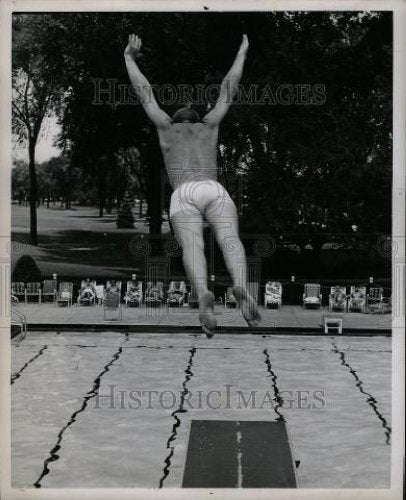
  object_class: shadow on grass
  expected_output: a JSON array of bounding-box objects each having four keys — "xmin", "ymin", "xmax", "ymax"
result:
[
  {"xmin": 11, "ymin": 229, "xmax": 175, "ymax": 269},
  {"xmin": 10, "ymin": 225, "xmax": 229, "ymax": 280},
  {"xmin": 68, "ymin": 215, "xmax": 125, "ymax": 223}
]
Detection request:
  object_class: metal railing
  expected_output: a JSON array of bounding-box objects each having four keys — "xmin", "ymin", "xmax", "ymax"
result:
[{"xmin": 11, "ymin": 298, "xmax": 27, "ymax": 339}]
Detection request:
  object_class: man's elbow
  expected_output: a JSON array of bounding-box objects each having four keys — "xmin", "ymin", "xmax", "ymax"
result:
[
  {"xmin": 222, "ymin": 75, "xmax": 240, "ymax": 97},
  {"xmin": 223, "ymin": 72, "xmax": 240, "ymax": 87}
]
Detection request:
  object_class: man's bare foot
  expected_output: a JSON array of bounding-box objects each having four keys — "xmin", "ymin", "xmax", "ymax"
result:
[
  {"xmin": 199, "ymin": 291, "xmax": 217, "ymax": 338},
  {"xmin": 232, "ymin": 286, "xmax": 261, "ymax": 327}
]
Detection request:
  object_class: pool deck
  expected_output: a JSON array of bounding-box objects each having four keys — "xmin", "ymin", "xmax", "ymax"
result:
[{"xmin": 12, "ymin": 302, "xmax": 391, "ymax": 334}]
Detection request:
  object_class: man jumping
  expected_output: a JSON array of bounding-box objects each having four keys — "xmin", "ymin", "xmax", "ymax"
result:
[{"xmin": 124, "ymin": 33, "xmax": 261, "ymax": 337}]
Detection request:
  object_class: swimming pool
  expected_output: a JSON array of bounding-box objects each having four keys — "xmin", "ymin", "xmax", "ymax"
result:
[{"xmin": 11, "ymin": 331, "xmax": 391, "ymax": 488}]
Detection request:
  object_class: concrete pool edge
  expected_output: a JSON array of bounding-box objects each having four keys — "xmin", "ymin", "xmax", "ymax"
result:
[{"xmin": 12, "ymin": 323, "xmax": 392, "ymax": 337}]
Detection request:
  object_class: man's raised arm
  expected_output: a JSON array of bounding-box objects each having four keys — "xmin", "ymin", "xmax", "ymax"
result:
[
  {"xmin": 124, "ymin": 34, "xmax": 170, "ymax": 128},
  {"xmin": 204, "ymin": 34, "xmax": 249, "ymax": 126}
]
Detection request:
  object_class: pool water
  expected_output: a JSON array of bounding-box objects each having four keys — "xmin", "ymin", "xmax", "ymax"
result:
[{"xmin": 11, "ymin": 331, "xmax": 391, "ymax": 488}]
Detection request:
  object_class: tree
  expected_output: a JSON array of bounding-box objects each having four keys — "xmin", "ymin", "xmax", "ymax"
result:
[
  {"xmin": 220, "ymin": 11, "xmax": 392, "ymax": 256},
  {"xmin": 36, "ymin": 156, "xmax": 75, "ymax": 208},
  {"xmin": 116, "ymin": 146, "xmax": 147, "ymax": 209},
  {"xmin": 11, "ymin": 160, "xmax": 29, "ymax": 204},
  {"xmin": 12, "ymin": 15, "xmax": 63, "ymax": 245}
]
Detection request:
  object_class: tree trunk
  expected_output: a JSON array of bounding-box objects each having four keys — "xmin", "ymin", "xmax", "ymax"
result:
[
  {"xmin": 145, "ymin": 144, "xmax": 164, "ymax": 237},
  {"xmin": 312, "ymin": 240, "xmax": 324, "ymax": 258},
  {"xmin": 99, "ymin": 185, "xmax": 104, "ymax": 217},
  {"xmin": 28, "ymin": 140, "xmax": 38, "ymax": 246},
  {"xmin": 65, "ymin": 164, "xmax": 72, "ymax": 210},
  {"xmin": 168, "ymin": 216, "xmax": 174, "ymax": 236},
  {"xmin": 99, "ymin": 198, "xmax": 104, "ymax": 217}
]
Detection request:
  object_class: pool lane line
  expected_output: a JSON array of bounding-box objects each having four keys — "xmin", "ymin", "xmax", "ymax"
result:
[
  {"xmin": 331, "ymin": 342, "xmax": 392, "ymax": 445},
  {"xmin": 11, "ymin": 346, "xmax": 48, "ymax": 385},
  {"xmin": 263, "ymin": 349, "xmax": 286, "ymax": 423},
  {"xmin": 33, "ymin": 333, "xmax": 130, "ymax": 488},
  {"xmin": 159, "ymin": 347, "xmax": 197, "ymax": 488},
  {"xmin": 65, "ymin": 345, "xmax": 98, "ymax": 348}
]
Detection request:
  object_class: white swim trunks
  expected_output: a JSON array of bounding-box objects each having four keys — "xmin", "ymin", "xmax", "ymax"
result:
[{"xmin": 170, "ymin": 179, "xmax": 235, "ymax": 218}]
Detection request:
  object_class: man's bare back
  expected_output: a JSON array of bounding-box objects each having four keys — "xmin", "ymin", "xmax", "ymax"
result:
[
  {"xmin": 157, "ymin": 122, "xmax": 219, "ymax": 190},
  {"xmin": 124, "ymin": 33, "xmax": 249, "ymax": 189}
]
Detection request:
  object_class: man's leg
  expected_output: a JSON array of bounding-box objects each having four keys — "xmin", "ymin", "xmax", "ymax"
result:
[
  {"xmin": 204, "ymin": 198, "xmax": 261, "ymax": 325},
  {"xmin": 171, "ymin": 212, "xmax": 208, "ymax": 297},
  {"xmin": 171, "ymin": 212, "xmax": 217, "ymax": 334}
]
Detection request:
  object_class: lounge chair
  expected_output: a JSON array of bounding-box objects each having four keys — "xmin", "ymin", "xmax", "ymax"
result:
[
  {"xmin": 167, "ymin": 281, "xmax": 187, "ymax": 307},
  {"xmin": 145, "ymin": 281, "xmax": 164, "ymax": 307},
  {"xmin": 105, "ymin": 280, "xmax": 122, "ymax": 296},
  {"xmin": 12, "ymin": 282, "xmax": 25, "ymax": 303},
  {"xmin": 26, "ymin": 282, "xmax": 42, "ymax": 303},
  {"xmin": 328, "ymin": 286, "xmax": 347, "ymax": 312},
  {"xmin": 264, "ymin": 281, "xmax": 282, "ymax": 309},
  {"xmin": 92, "ymin": 284, "xmax": 104, "ymax": 305},
  {"xmin": 367, "ymin": 287, "xmax": 384, "ymax": 313},
  {"xmin": 188, "ymin": 287, "xmax": 199, "ymax": 308},
  {"xmin": 380, "ymin": 294, "xmax": 392, "ymax": 314},
  {"xmin": 103, "ymin": 291, "xmax": 122, "ymax": 320},
  {"xmin": 348, "ymin": 286, "xmax": 367, "ymax": 313},
  {"xmin": 105, "ymin": 280, "xmax": 121, "ymax": 293},
  {"xmin": 11, "ymin": 306, "xmax": 27, "ymax": 339},
  {"xmin": 56, "ymin": 282, "xmax": 73, "ymax": 307},
  {"xmin": 303, "ymin": 283, "xmax": 322, "ymax": 309},
  {"xmin": 78, "ymin": 279, "xmax": 97, "ymax": 306},
  {"xmin": 225, "ymin": 287, "xmax": 237, "ymax": 308},
  {"xmin": 42, "ymin": 279, "xmax": 57, "ymax": 303},
  {"xmin": 124, "ymin": 280, "xmax": 143, "ymax": 307}
]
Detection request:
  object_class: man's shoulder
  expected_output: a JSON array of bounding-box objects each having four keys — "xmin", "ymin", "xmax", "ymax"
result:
[
  {"xmin": 200, "ymin": 117, "xmax": 219, "ymax": 129},
  {"xmin": 157, "ymin": 122, "xmax": 217, "ymax": 135},
  {"xmin": 196, "ymin": 122, "xmax": 219, "ymax": 136}
]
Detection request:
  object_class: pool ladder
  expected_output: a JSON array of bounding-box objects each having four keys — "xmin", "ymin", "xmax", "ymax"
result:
[{"xmin": 11, "ymin": 300, "xmax": 27, "ymax": 340}]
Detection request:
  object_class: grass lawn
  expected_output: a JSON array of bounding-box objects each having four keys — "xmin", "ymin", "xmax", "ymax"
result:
[
  {"xmin": 11, "ymin": 204, "xmax": 391, "ymax": 289},
  {"xmin": 11, "ymin": 204, "xmax": 175, "ymax": 279}
]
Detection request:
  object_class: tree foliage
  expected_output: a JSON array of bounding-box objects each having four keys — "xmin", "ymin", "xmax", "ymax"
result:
[
  {"xmin": 12, "ymin": 14, "xmax": 65, "ymax": 244},
  {"xmin": 13, "ymin": 11, "xmax": 392, "ymax": 253}
]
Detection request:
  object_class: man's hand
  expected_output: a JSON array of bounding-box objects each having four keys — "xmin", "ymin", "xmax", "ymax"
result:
[
  {"xmin": 124, "ymin": 33, "xmax": 142, "ymax": 59},
  {"xmin": 238, "ymin": 34, "xmax": 249, "ymax": 55}
]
